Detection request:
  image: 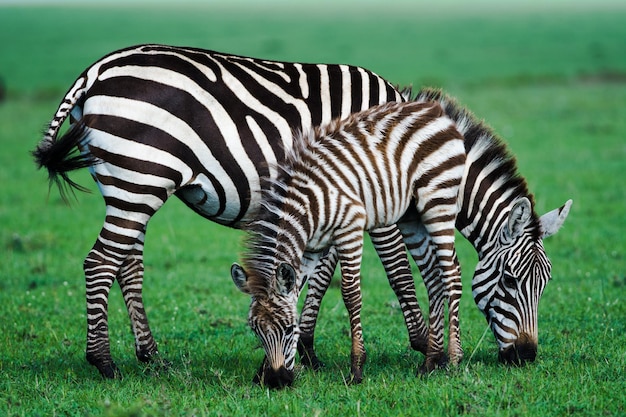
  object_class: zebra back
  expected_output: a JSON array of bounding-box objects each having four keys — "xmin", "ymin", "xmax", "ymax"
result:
[{"xmin": 33, "ymin": 44, "xmax": 405, "ymax": 225}]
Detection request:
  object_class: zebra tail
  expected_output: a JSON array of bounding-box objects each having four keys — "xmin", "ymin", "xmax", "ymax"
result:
[
  {"xmin": 32, "ymin": 120, "xmax": 97, "ymax": 202},
  {"xmin": 32, "ymin": 75, "xmax": 99, "ymax": 202}
]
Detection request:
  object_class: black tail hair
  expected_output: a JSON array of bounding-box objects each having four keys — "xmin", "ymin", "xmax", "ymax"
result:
[{"xmin": 32, "ymin": 122, "xmax": 97, "ymax": 202}]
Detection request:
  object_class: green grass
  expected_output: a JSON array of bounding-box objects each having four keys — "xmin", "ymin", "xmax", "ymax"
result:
[{"xmin": 1, "ymin": 2, "xmax": 625, "ymax": 416}]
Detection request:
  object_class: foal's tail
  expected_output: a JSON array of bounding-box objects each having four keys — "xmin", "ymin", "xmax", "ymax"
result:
[{"xmin": 32, "ymin": 76, "xmax": 97, "ymax": 201}]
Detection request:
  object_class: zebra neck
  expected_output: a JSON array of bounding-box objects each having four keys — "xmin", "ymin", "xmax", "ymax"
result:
[
  {"xmin": 455, "ymin": 166, "xmax": 535, "ymax": 259},
  {"xmin": 457, "ymin": 196, "xmax": 510, "ymax": 258}
]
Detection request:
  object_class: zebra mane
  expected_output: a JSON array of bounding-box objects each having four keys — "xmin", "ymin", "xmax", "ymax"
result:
[
  {"xmin": 240, "ymin": 160, "xmax": 303, "ymax": 297},
  {"xmin": 240, "ymin": 187, "xmax": 285, "ymax": 296},
  {"xmin": 414, "ymin": 87, "xmax": 542, "ymax": 240}
]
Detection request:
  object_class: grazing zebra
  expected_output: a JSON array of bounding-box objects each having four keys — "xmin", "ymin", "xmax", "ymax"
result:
[
  {"xmin": 232, "ymin": 99, "xmax": 467, "ymax": 386},
  {"xmin": 294, "ymin": 88, "xmax": 573, "ymax": 382},
  {"xmin": 31, "ymin": 44, "xmax": 430, "ymax": 379},
  {"xmin": 414, "ymin": 89, "xmax": 573, "ymax": 364}
]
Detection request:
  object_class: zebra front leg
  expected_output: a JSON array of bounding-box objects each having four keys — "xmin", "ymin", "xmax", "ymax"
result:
[
  {"xmin": 423, "ymin": 236, "xmax": 463, "ymax": 373},
  {"xmin": 420, "ymin": 273, "xmax": 449, "ymax": 374},
  {"xmin": 297, "ymin": 248, "xmax": 338, "ymax": 370},
  {"xmin": 369, "ymin": 225, "xmax": 428, "ymax": 355},
  {"xmin": 398, "ymin": 221, "xmax": 449, "ymax": 374}
]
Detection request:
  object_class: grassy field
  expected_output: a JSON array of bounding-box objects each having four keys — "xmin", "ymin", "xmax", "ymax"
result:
[{"xmin": 1, "ymin": 2, "xmax": 625, "ymax": 416}]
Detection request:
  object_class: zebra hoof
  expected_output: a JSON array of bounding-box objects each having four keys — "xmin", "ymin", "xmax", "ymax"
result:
[
  {"xmin": 417, "ymin": 354, "xmax": 448, "ymax": 376},
  {"xmin": 96, "ymin": 362, "xmax": 122, "ymax": 379},
  {"xmin": 348, "ymin": 352, "xmax": 366, "ymax": 384},
  {"xmin": 136, "ymin": 347, "xmax": 159, "ymax": 363},
  {"xmin": 87, "ymin": 353, "xmax": 122, "ymax": 379},
  {"xmin": 410, "ymin": 338, "xmax": 428, "ymax": 356},
  {"xmin": 297, "ymin": 334, "xmax": 325, "ymax": 370},
  {"xmin": 348, "ymin": 368, "xmax": 363, "ymax": 385}
]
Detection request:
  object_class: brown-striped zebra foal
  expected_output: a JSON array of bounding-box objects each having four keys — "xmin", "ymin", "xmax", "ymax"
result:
[{"xmin": 232, "ymin": 99, "xmax": 466, "ymax": 387}]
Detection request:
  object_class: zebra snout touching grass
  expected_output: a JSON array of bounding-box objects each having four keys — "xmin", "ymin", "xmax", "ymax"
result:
[{"xmin": 232, "ymin": 99, "xmax": 468, "ymax": 386}]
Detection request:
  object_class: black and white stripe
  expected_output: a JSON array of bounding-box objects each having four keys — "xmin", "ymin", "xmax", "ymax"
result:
[
  {"xmin": 32, "ymin": 44, "xmax": 429, "ymax": 379},
  {"xmin": 231, "ymin": 100, "xmax": 467, "ymax": 386}
]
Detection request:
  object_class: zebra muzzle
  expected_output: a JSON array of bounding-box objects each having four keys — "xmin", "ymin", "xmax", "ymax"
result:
[
  {"xmin": 252, "ymin": 358, "xmax": 294, "ymax": 389},
  {"xmin": 498, "ymin": 340, "xmax": 537, "ymax": 365}
]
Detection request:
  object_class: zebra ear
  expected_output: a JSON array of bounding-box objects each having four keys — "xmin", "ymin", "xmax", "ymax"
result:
[
  {"xmin": 540, "ymin": 199, "xmax": 573, "ymax": 239},
  {"xmin": 231, "ymin": 263, "xmax": 250, "ymax": 294},
  {"xmin": 506, "ymin": 197, "xmax": 532, "ymax": 239},
  {"xmin": 275, "ymin": 263, "xmax": 297, "ymax": 295}
]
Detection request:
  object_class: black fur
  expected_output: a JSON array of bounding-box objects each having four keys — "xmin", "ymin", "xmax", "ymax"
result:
[{"xmin": 32, "ymin": 122, "xmax": 98, "ymax": 202}]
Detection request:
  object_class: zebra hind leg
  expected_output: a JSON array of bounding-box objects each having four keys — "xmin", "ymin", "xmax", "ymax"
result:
[
  {"xmin": 84, "ymin": 236, "xmax": 122, "ymax": 379},
  {"xmin": 84, "ymin": 210, "xmax": 160, "ymax": 378},
  {"xmin": 117, "ymin": 240, "xmax": 169, "ymax": 372}
]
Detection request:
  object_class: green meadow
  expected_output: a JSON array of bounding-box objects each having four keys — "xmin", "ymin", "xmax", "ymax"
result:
[{"xmin": 1, "ymin": 2, "xmax": 625, "ymax": 416}]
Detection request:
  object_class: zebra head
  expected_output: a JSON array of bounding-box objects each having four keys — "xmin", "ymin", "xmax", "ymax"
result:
[
  {"xmin": 231, "ymin": 262, "xmax": 300, "ymax": 388},
  {"xmin": 472, "ymin": 197, "xmax": 572, "ymax": 365}
]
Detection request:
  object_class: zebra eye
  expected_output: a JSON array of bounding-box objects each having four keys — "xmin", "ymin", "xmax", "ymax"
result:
[{"xmin": 502, "ymin": 271, "xmax": 517, "ymax": 288}]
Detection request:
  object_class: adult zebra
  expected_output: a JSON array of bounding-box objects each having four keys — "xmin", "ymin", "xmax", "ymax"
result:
[
  {"xmin": 232, "ymin": 88, "xmax": 572, "ymax": 388},
  {"xmin": 32, "ymin": 44, "xmax": 429, "ymax": 379}
]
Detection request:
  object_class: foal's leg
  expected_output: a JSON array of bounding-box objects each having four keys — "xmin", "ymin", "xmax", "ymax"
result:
[
  {"xmin": 369, "ymin": 225, "xmax": 428, "ymax": 354},
  {"xmin": 335, "ymin": 221, "xmax": 367, "ymax": 384},
  {"xmin": 297, "ymin": 248, "xmax": 338, "ymax": 370},
  {"xmin": 298, "ymin": 224, "xmax": 429, "ymax": 369}
]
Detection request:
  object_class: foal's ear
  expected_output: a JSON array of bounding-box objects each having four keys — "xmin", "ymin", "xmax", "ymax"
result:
[
  {"xmin": 231, "ymin": 263, "xmax": 250, "ymax": 294},
  {"xmin": 506, "ymin": 197, "xmax": 533, "ymax": 239},
  {"xmin": 275, "ymin": 263, "xmax": 297, "ymax": 296}
]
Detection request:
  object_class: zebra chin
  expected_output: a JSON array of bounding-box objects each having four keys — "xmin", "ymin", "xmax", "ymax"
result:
[
  {"xmin": 498, "ymin": 335, "xmax": 538, "ymax": 365},
  {"xmin": 252, "ymin": 361, "xmax": 295, "ymax": 389}
]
